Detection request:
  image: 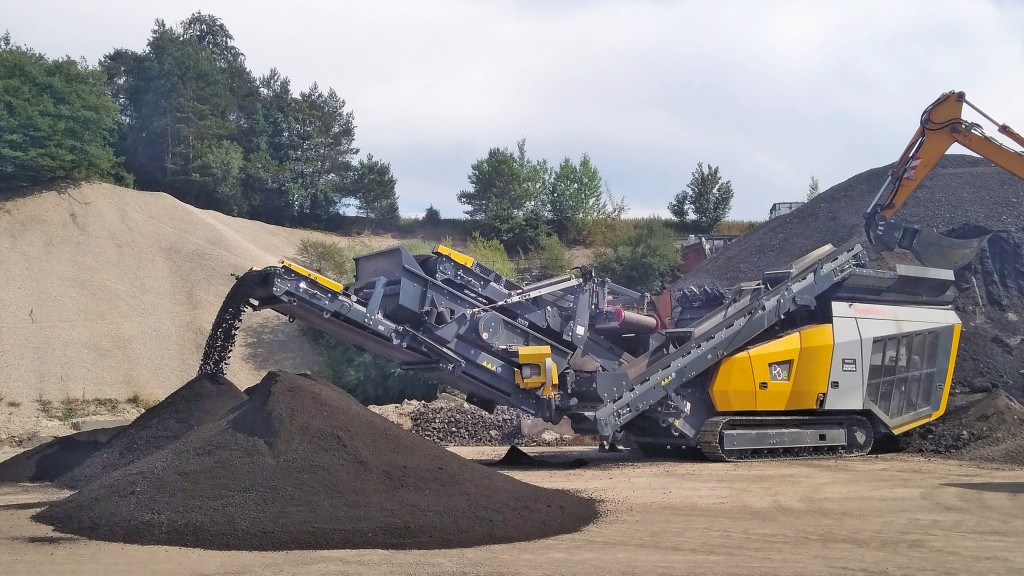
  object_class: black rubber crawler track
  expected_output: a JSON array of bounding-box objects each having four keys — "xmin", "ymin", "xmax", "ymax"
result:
[{"xmin": 698, "ymin": 415, "xmax": 874, "ymax": 461}]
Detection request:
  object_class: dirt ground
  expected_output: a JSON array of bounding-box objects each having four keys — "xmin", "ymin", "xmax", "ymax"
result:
[{"xmin": 2, "ymin": 446, "xmax": 1022, "ymax": 576}]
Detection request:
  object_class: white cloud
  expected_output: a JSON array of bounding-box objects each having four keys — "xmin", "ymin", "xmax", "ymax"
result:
[{"xmin": 4, "ymin": 0, "xmax": 1024, "ymax": 220}]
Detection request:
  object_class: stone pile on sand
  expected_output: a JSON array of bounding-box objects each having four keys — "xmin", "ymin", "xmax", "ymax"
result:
[
  {"xmin": 55, "ymin": 375, "xmax": 246, "ymax": 489},
  {"xmin": 0, "ymin": 425, "xmax": 125, "ymax": 483},
  {"xmin": 370, "ymin": 396, "xmax": 577, "ymax": 447},
  {"xmin": 34, "ymin": 371, "xmax": 599, "ymax": 550},
  {"xmin": 907, "ymin": 389, "xmax": 1024, "ymax": 466}
]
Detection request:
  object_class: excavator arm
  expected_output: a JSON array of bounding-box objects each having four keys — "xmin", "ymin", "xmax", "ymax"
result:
[{"xmin": 865, "ymin": 90, "xmax": 1024, "ymax": 268}]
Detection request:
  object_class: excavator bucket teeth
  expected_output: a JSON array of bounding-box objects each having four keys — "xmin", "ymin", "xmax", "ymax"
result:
[{"xmin": 909, "ymin": 227, "xmax": 989, "ymax": 270}]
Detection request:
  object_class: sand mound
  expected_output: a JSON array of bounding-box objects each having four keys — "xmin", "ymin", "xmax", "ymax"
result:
[
  {"xmin": 35, "ymin": 371, "xmax": 598, "ymax": 550},
  {"xmin": 0, "ymin": 183, "xmax": 395, "ymax": 422},
  {"xmin": 56, "ymin": 374, "xmax": 246, "ymax": 489},
  {"xmin": 0, "ymin": 425, "xmax": 125, "ymax": 482}
]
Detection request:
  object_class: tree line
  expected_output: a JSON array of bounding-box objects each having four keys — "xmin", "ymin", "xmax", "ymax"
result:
[
  {"xmin": 0, "ymin": 13, "xmax": 759, "ymax": 406},
  {"xmin": 0, "ymin": 14, "xmax": 398, "ymax": 228},
  {"xmin": 1, "ymin": 12, "xmax": 743, "ymax": 292}
]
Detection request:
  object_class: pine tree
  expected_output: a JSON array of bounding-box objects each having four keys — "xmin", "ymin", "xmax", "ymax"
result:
[{"xmin": 0, "ymin": 35, "xmax": 121, "ymax": 189}]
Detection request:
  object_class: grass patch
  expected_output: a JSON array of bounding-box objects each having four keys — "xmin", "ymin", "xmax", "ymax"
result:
[
  {"xmin": 126, "ymin": 391, "xmax": 159, "ymax": 411},
  {"xmin": 6, "ymin": 400, "xmax": 22, "ymax": 408},
  {"xmin": 400, "ymin": 238, "xmax": 437, "ymax": 256},
  {"xmin": 35, "ymin": 395, "xmax": 124, "ymax": 422},
  {"xmin": 713, "ymin": 219, "xmax": 762, "ymax": 235}
]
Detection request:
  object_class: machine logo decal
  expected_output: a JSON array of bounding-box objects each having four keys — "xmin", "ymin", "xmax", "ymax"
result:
[
  {"xmin": 768, "ymin": 360, "xmax": 792, "ymax": 382},
  {"xmin": 851, "ymin": 304, "xmax": 885, "ymax": 317},
  {"xmin": 842, "ymin": 358, "xmax": 857, "ymax": 372}
]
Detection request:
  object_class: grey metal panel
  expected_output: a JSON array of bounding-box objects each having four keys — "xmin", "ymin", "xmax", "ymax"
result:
[
  {"xmin": 270, "ymin": 303, "xmax": 428, "ymax": 365},
  {"xmin": 823, "ymin": 317, "xmax": 866, "ymax": 410},
  {"xmin": 832, "ymin": 301, "xmax": 961, "ymax": 324},
  {"xmin": 722, "ymin": 427, "xmax": 847, "ymax": 449}
]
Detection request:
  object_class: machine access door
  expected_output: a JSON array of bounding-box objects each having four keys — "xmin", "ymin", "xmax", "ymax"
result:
[
  {"xmin": 749, "ymin": 332, "xmax": 798, "ymax": 410},
  {"xmin": 709, "ymin": 325, "xmax": 834, "ymax": 412}
]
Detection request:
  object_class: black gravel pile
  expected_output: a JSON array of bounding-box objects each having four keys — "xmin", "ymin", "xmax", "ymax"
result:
[
  {"xmin": 685, "ymin": 155, "xmax": 1024, "ymax": 285},
  {"xmin": 35, "ymin": 371, "xmax": 599, "ymax": 551},
  {"xmin": 490, "ymin": 446, "xmax": 589, "ymax": 469},
  {"xmin": 905, "ymin": 389, "xmax": 1024, "ymax": 466},
  {"xmin": 56, "ymin": 374, "xmax": 246, "ymax": 489},
  {"xmin": 0, "ymin": 425, "xmax": 126, "ymax": 483},
  {"xmin": 408, "ymin": 402, "xmax": 576, "ymax": 447},
  {"xmin": 681, "ymin": 154, "xmax": 1024, "ymax": 401},
  {"xmin": 410, "ymin": 403, "xmax": 522, "ymax": 445},
  {"xmin": 948, "ymin": 227, "xmax": 1024, "ymax": 397}
]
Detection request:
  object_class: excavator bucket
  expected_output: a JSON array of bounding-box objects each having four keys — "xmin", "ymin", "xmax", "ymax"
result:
[
  {"xmin": 908, "ymin": 227, "xmax": 989, "ymax": 270},
  {"xmin": 867, "ymin": 215, "xmax": 989, "ymax": 270}
]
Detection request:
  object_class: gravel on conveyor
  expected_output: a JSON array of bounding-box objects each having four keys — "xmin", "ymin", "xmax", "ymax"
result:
[{"xmin": 197, "ymin": 270, "xmax": 263, "ymax": 377}]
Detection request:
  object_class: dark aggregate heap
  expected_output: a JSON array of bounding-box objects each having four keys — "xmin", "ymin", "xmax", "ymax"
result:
[
  {"xmin": 906, "ymin": 389, "xmax": 1024, "ymax": 466},
  {"xmin": 0, "ymin": 425, "xmax": 125, "ymax": 483},
  {"xmin": 946, "ymin": 228, "xmax": 1024, "ymax": 397},
  {"xmin": 411, "ymin": 403, "xmax": 523, "ymax": 446},
  {"xmin": 35, "ymin": 371, "xmax": 599, "ymax": 551},
  {"xmin": 490, "ymin": 446, "xmax": 589, "ymax": 469},
  {"xmin": 56, "ymin": 374, "xmax": 246, "ymax": 489},
  {"xmin": 681, "ymin": 155, "xmax": 1024, "ymax": 407}
]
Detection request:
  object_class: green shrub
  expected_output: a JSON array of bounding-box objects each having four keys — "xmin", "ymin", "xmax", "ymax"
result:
[
  {"xmin": 401, "ymin": 238, "xmax": 436, "ymax": 256},
  {"xmin": 537, "ymin": 235, "xmax": 572, "ymax": 277},
  {"xmin": 306, "ymin": 329, "xmax": 441, "ymax": 406},
  {"xmin": 594, "ymin": 219, "xmax": 679, "ymax": 293},
  {"xmin": 0, "ymin": 35, "xmax": 122, "ymax": 190},
  {"xmin": 465, "ymin": 232, "xmax": 518, "ymax": 279},
  {"xmin": 294, "ymin": 238, "xmax": 354, "ymax": 282},
  {"xmin": 423, "ymin": 204, "xmax": 442, "ymax": 224}
]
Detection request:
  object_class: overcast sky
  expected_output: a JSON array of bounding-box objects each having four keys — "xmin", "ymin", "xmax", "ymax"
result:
[{"xmin": 4, "ymin": 1, "xmax": 1024, "ymax": 220}]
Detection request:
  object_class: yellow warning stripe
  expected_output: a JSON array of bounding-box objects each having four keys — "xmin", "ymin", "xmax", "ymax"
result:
[
  {"xmin": 434, "ymin": 244, "xmax": 475, "ymax": 267},
  {"xmin": 280, "ymin": 259, "xmax": 344, "ymax": 292}
]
